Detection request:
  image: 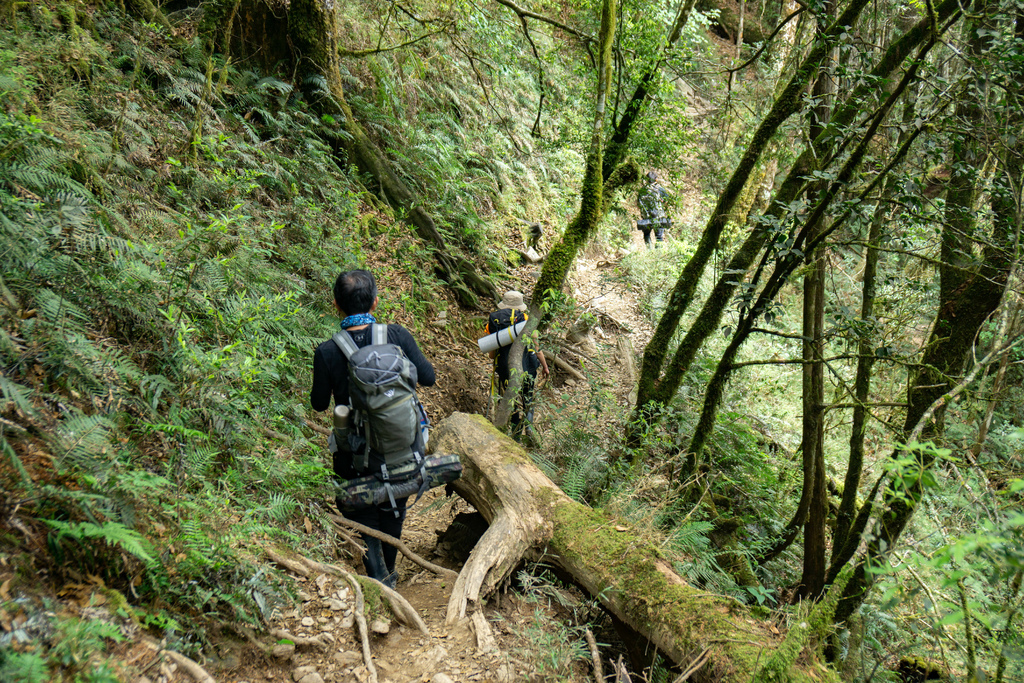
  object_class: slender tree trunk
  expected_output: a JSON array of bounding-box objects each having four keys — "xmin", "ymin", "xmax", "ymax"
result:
[
  {"xmin": 624, "ymin": 0, "xmax": 961, "ymax": 449},
  {"xmin": 797, "ymin": 11, "xmax": 836, "ymax": 600},
  {"xmin": 797, "ymin": 226, "xmax": 828, "ymax": 599},
  {"xmin": 494, "ymin": 0, "xmax": 616, "ymax": 429},
  {"xmin": 831, "ymin": 185, "xmax": 886, "ymax": 558},
  {"xmin": 836, "ymin": 3, "xmax": 1022, "ymax": 621},
  {"xmin": 831, "ymin": 92, "xmax": 918, "ymax": 560}
]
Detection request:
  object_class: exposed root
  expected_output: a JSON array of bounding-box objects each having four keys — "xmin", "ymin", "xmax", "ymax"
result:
[
  {"xmin": 265, "ymin": 546, "xmax": 428, "ymax": 635},
  {"xmin": 345, "ymin": 572, "xmax": 378, "ymax": 683},
  {"xmin": 553, "ymin": 354, "xmax": 587, "ymax": 381},
  {"xmin": 161, "ymin": 650, "xmax": 215, "ymax": 683},
  {"xmin": 376, "ymin": 581, "xmax": 429, "ymax": 635},
  {"xmin": 265, "ymin": 547, "xmax": 312, "ymax": 576},
  {"xmin": 328, "ymin": 513, "xmax": 458, "ymax": 581},
  {"xmin": 269, "ymin": 628, "xmax": 330, "ymax": 650},
  {"xmin": 585, "ymin": 627, "xmax": 603, "ymax": 683}
]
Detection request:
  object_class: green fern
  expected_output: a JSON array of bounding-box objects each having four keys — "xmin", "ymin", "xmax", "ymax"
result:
[
  {"xmin": 2, "ymin": 162, "xmax": 93, "ymax": 199},
  {"xmin": 0, "ymin": 375, "xmax": 40, "ymax": 419},
  {"xmin": 266, "ymin": 491, "xmax": 297, "ymax": 522},
  {"xmin": 45, "ymin": 520, "xmax": 157, "ymax": 565},
  {"xmin": 668, "ymin": 521, "xmax": 716, "ymax": 554}
]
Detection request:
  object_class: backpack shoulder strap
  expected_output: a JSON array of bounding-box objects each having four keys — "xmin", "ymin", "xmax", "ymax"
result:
[
  {"xmin": 331, "ymin": 329, "xmax": 360, "ymax": 359},
  {"xmin": 371, "ymin": 324, "xmax": 388, "ymax": 346}
]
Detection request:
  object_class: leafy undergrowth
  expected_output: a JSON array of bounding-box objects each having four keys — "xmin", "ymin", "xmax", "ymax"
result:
[{"xmin": 0, "ymin": 2, "xmax": 586, "ymax": 679}]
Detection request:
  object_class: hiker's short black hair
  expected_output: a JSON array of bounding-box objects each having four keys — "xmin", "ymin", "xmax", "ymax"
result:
[{"xmin": 333, "ymin": 269, "xmax": 377, "ymax": 315}]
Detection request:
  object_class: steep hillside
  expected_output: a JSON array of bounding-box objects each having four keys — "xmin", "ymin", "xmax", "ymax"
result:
[{"xmin": 0, "ymin": 1, "xmax": 717, "ymax": 681}]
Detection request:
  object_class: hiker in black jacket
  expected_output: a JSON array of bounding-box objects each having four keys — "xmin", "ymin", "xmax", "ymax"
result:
[
  {"xmin": 637, "ymin": 170, "xmax": 672, "ymax": 248},
  {"xmin": 310, "ymin": 269, "xmax": 435, "ymax": 587}
]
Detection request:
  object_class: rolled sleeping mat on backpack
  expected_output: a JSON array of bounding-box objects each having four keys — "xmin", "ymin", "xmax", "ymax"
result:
[
  {"xmin": 477, "ymin": 320, "xmax": 528, "ymax": 353},
  {"xmin": 334, "ymin": 454, "xmax": 464, "ymax": 513}
]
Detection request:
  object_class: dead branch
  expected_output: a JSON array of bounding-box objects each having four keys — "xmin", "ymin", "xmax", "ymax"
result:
[
  {"xmin": 305, "ymin": 420, "xmax": 331, "ymax": 437},
  {"xmin": 585, "ymin": 628, "xmax": 603, "ymax": 683},
  {"xmin": 328, "ymin": 513, "xmax": 459, "ymax": 581},
  {"xmin": 673, "ymin": 647, "xmax": 711, "ymax": 682}
]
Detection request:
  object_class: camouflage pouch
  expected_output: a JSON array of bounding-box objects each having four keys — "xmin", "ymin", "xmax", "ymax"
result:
[{"xmin": 334, "ymin": 454, "xmax": 463, "ymax": 514}]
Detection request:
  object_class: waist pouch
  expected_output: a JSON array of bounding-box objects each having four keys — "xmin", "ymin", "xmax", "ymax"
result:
[{"xmin": 334, "ymin": 454, "xmax": 464, "ymax": 513}]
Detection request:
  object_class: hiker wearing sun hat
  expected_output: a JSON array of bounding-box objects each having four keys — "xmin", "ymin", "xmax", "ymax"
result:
[{"xmin": 486, "ymin": 291, "xmax": 549, "ymax": 440}]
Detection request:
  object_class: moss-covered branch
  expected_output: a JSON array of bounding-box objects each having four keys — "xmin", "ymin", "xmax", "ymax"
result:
[{"xmin": 634, "ymin": 0, "xmax": 961, "ymax": 415}]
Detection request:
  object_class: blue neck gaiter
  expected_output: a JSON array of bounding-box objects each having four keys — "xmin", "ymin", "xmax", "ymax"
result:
[{"xmin": 340, "ymin": 313, "xmax": 377, "ymax": 329}]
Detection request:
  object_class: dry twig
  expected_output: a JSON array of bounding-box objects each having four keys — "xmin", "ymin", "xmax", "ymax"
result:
[{"xmin": 328, "ymin": 513, "xmax": 459, "ymax": 580}]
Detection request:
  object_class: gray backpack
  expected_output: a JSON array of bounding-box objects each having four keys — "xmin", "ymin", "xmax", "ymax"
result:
[{"xmin": 332, "ymin": 325, "xmax": 426, "ymax": 494}]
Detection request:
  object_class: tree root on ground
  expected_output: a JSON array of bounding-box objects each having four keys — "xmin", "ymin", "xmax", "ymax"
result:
[
  {"xmin": 161, "ymin": 650, "xmax": 215, "ymax": 683},
  {"xmin": 265, "ymin": 546, "xmax": 428, "ymax": 636},
  {"xmin": 269, "ymin": 628, "xmax": 331, "ymax": 650},
  {"xmin": 328, "ymin": 513, "xmax": 459, "ymax": 581},
  {"xmin": 345, "ymin": 572, "xmax": 378, "ymax": 683},
  {"xmin": 553, "ymin": 354, "xmax": 587, "ymax": 381}
]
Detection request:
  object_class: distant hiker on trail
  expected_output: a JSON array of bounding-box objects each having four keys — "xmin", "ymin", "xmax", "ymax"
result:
[
  {"xmin": 637, "ymin": 170, "xmax": 672, "ymax": 248},
  {"xmin": 528, "ymin": 222, "xmax": 543, "ymax": 251},
  {"xmin": 487, "ymin": 290, "xmax": 549, "ymax": 443},
  {"xmin": 310, "ymin": 269, "xmax": 435, "ymax": 588}
]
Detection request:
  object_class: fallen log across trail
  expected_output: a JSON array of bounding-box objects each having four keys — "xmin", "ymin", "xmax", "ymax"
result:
[{"xmin": 432, "ymin": 412, "xmax": 826, "ymax": 680}]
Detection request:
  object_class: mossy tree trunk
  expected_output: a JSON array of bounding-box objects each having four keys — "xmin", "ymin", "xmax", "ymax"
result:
[
  {"xmin": 433, "ymin": 413, "xmax": 829, "ymax": 679},
  {"xmin": 683, "ymin": 40, "xmax": 930, "ymax": 475},
  {"xmin": 493, "ymin": 0, "xmax": 616, "ymax": 429},
  {"xmin": 624, "ymin": 0, "xmax": 961, "ymax": 449},
  {"xmin": 601, "ymin": 0, "xmax": 697, "ymax": 182},
  {"xmin": 834, "ymin": 0, "xmax": 1022, "ymax": 621},
  {"xmin": 633, "ymin": 0, "xmax": 874, "ymax": 419},
  {"xmin": 287, "ymin": 0, "xmax": 495, "ymax": 308}
]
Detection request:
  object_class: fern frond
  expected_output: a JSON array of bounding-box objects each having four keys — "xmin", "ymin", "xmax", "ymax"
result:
[
  {"xmin": 266, "ymin": 491, "xmax": 297, "ymax": 521},
  {"xmin": 2, "ymin": 162, "xmax": 94, "ymax": 199},
  {"xmin": 46, "ymin": 520, "xmax": 157, "ymax": 565},
  {"xmin": 255, "ymin": 77, "xmax": 292, "ymax": 95},
  {"xmin": 0, "ymin": 375, "xmax": 40, "ymax": 419}
]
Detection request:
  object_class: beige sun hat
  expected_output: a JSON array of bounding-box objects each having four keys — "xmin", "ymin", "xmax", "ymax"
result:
[{"xmin": 498, "ymin": 290, "xmax": 527, "ymax": 311}]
